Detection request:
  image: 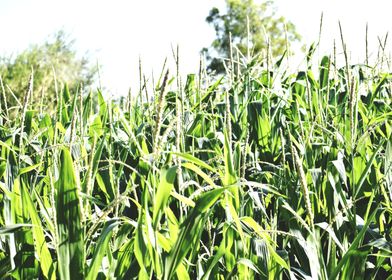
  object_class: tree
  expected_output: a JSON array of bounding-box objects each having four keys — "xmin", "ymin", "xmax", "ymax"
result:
[
  {"xmin": 0, "ymin": 30, "xmax": 97, "ymax": 111},
  {"xmin": 202, "ymin": 0, "xmax": 301, "ymax": 74}
]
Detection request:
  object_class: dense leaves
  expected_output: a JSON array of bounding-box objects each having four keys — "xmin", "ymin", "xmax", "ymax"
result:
[{"xmin": 0, "ymin": 40, "xmax": 391, "ymax": 279}]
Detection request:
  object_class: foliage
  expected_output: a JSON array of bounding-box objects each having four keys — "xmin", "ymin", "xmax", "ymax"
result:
[
  {"xmin": 0, "ymin": 31, "xmax": 97, "ymax": 111},
  {"xmin": 0, "ymin": 37, "xmax": 391, "ymax": 279},
  {"xmin": 203, "ymin": 0, "xmax": 301, "ymax": 74}
]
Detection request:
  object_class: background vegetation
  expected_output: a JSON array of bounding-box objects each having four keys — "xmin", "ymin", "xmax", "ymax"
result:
[
  {"xmin": 202, "ymin": 0, "xmax": 301, "ymax": 74},
  {"xmin": 0, "ymin": 30, "xmax": 97, "ymax": 111}
]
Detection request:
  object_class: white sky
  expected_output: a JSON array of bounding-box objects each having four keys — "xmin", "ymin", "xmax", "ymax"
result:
[{"xmin": 0, "ymin": 0, "xmax": 391, "ymax": 95}]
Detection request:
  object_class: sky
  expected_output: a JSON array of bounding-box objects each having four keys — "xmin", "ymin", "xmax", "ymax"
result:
[{"xmin": 0, "ymin": 0, "xmax": 391, "ymax": 95}]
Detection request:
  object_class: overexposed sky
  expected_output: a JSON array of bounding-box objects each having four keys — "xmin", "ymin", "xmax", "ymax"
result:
[
  {"xmin": 0, "ymin": 0, "xmax": 391, "ymax": 95},
  {"xmin": 276, "ymin": 0, "xmax": 391, "ymax": 61}
]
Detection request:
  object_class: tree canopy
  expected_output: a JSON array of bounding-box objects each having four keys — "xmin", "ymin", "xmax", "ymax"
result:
[
  {"xmin": 202, "ymin": 0, "xmax": 301, "ymax": 74},
  {"xmin": 0, "ymin": 31, "xmax": 97, "ymax": 111}
]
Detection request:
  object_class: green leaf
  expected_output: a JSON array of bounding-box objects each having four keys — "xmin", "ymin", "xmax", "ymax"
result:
[
  {"xmin": 164, "ymin": 187, "xmax": 226, "ymax": 280},
  {"xmin": 19, "ymin": 162, "xmax": 42, "ymax": 175},
  {"xmin": 182, "ymin": 162, "xmax": 216, "ymax": 188},
  {"xmin": 86, "ymin": 220, "xmax": 121, "ymax": 280},
  {"xmin": 0, "ymin": 224, "xmax": 32, "ymax": 235},
  {"xmin": 21, "ymin": 179, "xmax": 54, "ymax": 280},
  {"xmin": 332, "ymin": 157, "xmax": 347, "ymax": 186},
  {"xmin": 354, "ymin": 141, "xmax": 384, "ymax": 199},
  {"xmin": 56, "ymin": 149, "xmax": 84, "ymax": 280},
  {"xmin": 319, "ymin": 56, "xmax": 330, "ymax": 91},
  {"xmin": 201, "ymin": 239, "xmax": 225, "ymax": 280},
  {"xmin": 223, "ymin": 128, "xmax": 239, "ymax": 209},
  {"xmin": 134, "ymin": 209, "xmax": 149, "ymax": 279},
  {"xmin": 171, "ymin": 152, "xmax": 216, "ymax": 173},
  {"xmin": 386, "ymin": 138, "xmax": 392, "ymax": 202},
  {"xmin": 153, "ymin": 166, "xmax": 177, "ymax": 229},
  {"xmin": 329, "ymin": 209, "xmax": 378, "ymax": 280}
]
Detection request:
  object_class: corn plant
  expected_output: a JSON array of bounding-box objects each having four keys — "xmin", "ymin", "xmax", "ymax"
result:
[{"xmin": 0, "ymin": 37, "xmax": 391, "ymax": 279}]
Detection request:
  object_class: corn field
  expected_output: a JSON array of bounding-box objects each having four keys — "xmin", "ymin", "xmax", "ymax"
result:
[{"xmin": 0, "ymin": 41, "xmax": 391, "ymax": 279}]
